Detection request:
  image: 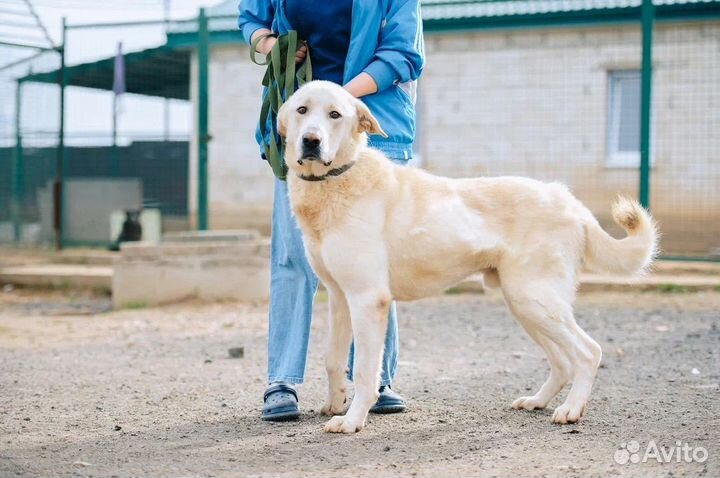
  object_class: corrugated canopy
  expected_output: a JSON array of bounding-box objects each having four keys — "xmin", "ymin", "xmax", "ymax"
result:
[
  {"xmin": 20, "ymin": 45, "xmax": 190, "ymax": 100},
  {"xmin": 420, "ymin": 0, "xmax": 720, "ymax": 21}
]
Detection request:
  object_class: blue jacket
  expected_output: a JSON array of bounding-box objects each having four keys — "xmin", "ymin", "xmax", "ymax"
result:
[{"xmin": 238, "ymin": 0, "xmax": 425, "ymax": 160}]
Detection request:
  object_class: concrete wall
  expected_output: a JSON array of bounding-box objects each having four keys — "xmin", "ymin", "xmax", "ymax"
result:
[
  {"xmin": 189, "ymin": 45, "xmax": 275, "ymax": 234},
  {"xmin": 190, "ymin": 22, "xmax": 720, "ymax": 255},
  {"xmin": 113, "ymin": 238, "xmax": 270, "ymax": 308}
]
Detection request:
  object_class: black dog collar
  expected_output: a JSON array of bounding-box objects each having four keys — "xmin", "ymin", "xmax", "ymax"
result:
[{"xmin": 297, "ymin": 161, "xmax": 356, "ymax": 182}]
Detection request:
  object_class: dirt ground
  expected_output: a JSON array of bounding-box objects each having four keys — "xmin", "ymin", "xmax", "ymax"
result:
[{"xmin": 0, "ymin": 287, "xmax": 718, "ymax": 478}]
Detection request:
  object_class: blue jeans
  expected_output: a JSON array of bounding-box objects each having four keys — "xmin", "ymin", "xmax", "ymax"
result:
[{"xmin": 267, "ymin": 168, "xmax": 402, "ymax": 386}]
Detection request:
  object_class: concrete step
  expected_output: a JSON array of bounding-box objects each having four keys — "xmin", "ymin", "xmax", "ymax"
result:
[
  {"xmin": 651, "ymin": 260, "xmax": 720, "ymax": 276},
  {"xmin": 1, "ymin": 259, "xmax": 717, "ymax": 299},
  {"xmin": 162, "ymin": 229, "xmax": 260, "ymax": 243},
  {"xmin": 0, "ymin": 265, "xmax": 112, "ymax": 291},
  {"xmin": 455, "ymin": 270, "xmax": 720, "ymax": 294},
  {"xmin": 578, "ymin": 272, "xmax": 720, "ymax": 292},
  {"xmin": 52, "ymin": 250, "xmax": 117, "ymax": 266}
]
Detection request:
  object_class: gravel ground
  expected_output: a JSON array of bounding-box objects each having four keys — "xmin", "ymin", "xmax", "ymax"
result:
[{"xmin": 0, "ymin": 288, "xmax": 718, "ymax": 478}]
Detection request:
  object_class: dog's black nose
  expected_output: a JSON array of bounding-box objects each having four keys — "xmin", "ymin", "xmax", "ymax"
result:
[{"xmin": 302, "ymin": 134, "xmax": 321, "ymax": 148}]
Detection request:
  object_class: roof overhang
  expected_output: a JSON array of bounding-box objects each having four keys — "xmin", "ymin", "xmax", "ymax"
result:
[{"xmin": 20, "ymin": 45, "xmax": 191, "ymax": 100}]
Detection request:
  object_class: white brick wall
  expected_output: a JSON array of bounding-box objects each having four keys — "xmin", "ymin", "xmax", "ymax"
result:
[{"xmin": 190, "ymin": 22, "xmax": 720, "ymax": 254}]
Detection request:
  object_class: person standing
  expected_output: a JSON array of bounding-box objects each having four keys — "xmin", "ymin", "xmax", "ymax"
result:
[{"xmin": 239, "ymin": 0, "xmax": 424, "ymax": 421}]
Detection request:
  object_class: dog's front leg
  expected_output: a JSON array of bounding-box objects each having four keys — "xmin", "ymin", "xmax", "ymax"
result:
[
  {"xmin": 321, "ymin": 284, "xmax": 352, "ymax": 416},
  {"xmin": 324, "ymin": 290, "xmax": 390, "ymax": 434}
]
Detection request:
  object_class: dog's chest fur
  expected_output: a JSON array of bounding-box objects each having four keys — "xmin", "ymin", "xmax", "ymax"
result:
[
  {"xmin": 288, "ymin": 154, "xmax": 387, "ymax": 243},
  {"xmin": 289, "ymin": 180, "xmax": 357, "ymax": 243}
]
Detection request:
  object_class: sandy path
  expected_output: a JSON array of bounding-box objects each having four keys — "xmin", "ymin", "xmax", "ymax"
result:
[{"xmin": 1, "ymin": 289, "xmax": 718, "ymax": 477}]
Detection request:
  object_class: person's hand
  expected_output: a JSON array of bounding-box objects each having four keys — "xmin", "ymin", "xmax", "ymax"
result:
[
  {"xmin": 257, "ymin": 35, "xmax": 277, "ymax": 56},
  {"xmin": 295, "ymin": 44, "xmax": 307, "ymax": 64}
]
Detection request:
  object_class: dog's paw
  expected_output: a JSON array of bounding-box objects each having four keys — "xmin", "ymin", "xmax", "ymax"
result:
[
  {"xmin": 323, "ymin": 415, "xmax": 364, "ymax": 434},
  {"xmin": 320, "ymin": 396, "xmax": 347, "ymax": 417},
  {"xmin": 320, "ymin": 389, "xmax": 347, "ymax": 416},
  {"xmin": 511, "ymin": 395, "xmax": 547, "ymax": 411},
  {"xmin": 551, "ymin": 403, "xmax": 586, "ymax": 424}
]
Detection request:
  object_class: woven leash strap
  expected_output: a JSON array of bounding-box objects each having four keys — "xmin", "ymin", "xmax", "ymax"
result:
[{"xmin": 251, "ymin": 31, "xmax": 312, "ymax": 180}]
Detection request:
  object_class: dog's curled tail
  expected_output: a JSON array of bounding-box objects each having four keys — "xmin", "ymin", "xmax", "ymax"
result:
[{"xmin": 582, "ymin": 196, "xmax": 659, "ymax": 276}]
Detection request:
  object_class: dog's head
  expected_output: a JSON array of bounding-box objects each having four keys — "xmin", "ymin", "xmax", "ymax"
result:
[{"xmin": 278, "ymin": 81, "xmax": 387, "ymax": 177}]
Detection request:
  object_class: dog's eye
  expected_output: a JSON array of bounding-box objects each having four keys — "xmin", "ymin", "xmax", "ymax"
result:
[
  {"xmin": 329, "ymin": 111, "xmax": 342, "ymax": 119},
  {"xmin": 297, "ymin": 106, "xmax": 308, "ymax": 115}
]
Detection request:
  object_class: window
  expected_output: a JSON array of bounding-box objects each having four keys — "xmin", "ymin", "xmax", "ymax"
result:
[{"xmin": 607, "ymin": 70, "xmax": 646, "ymax": 168}]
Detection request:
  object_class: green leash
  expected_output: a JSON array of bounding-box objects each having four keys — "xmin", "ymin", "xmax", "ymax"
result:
[{"xmin": 251, "ymin": 31, "xmax": 312, "ymax": 180}]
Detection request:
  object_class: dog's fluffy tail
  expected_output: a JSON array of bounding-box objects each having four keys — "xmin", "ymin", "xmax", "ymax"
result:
[{"xmin": 582, "ymin": 196, "xmax": 659, "ymax": 276}]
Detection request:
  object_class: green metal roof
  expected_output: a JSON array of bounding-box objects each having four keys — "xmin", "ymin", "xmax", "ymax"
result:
[
  {"xmin": 168, "ymin": 0, "xmax": 720, "ymax": 36},
  {"xmin": 20, "ymin": 45, "xmax": 190, "ymax": 100},
  {"xmin": 420, "ymin": 0, "xmax": 720, "ymax": 30},
  {"xmin": 421, "ymin": 0, "xmax": 719, "ymax": 20}
]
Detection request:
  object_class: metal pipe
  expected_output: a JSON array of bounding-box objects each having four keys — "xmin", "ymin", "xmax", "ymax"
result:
[
  {"xmin": 22, "ymin": 0, "xmax": 57, "ymax": 49},
  {"xmin": 54, "ymin": 18, "xmax": 67, "ymax": 250},
  {"xmin": 197, "ymin": 8, "xmax": 209, "ymax": 231},
  {"xmin": 0, "ymin": 39, "xmax": 55, "ymax": 50},
  {"xmin": 65, "ymin": 14, "xmax": 239, "ymax": 30},
  {"xmin": 639, "ymin": 0, "xmax": 654, "ymax": 208},
  {"xmin": 11, "ymin": 81, "xmax": 24, "ymax": 243},
  {"xmin": 164, "ymin": 0, "xmax": 172, "ymax": 141}
]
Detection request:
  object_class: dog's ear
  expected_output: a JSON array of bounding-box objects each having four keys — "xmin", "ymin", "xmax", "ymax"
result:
[
  {"xmin": 355, "ymin": 99, "xmax": 388, "ymax": 138},
  {"xmin": 277, "ymin": 100, "xmax": 290, "ymax": 137}
]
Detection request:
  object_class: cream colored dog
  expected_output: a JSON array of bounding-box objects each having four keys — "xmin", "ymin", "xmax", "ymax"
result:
[{"xmin": 277, "ymin": 81, "xmax": 658, "ymax": 434}]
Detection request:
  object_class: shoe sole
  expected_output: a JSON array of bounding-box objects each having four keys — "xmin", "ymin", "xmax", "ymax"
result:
[
  {"xmin": 369, "ymin": 405, "xmax": 406, "ymax": 414},
  {"xmin": 262, "ymin": 405, "xmax": 301, "ymax": 422}
]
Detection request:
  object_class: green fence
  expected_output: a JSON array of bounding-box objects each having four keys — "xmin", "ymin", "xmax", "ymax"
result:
[{"xmin": 0, "ymin": 12, "xmax": 218, "ymax": 247}]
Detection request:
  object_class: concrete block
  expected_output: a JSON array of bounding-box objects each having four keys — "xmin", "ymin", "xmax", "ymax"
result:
[
  {"xmin": 0, "ymin": 264, "xmax": 112, "ymax": 290},
  {"xmin": 112, "ymin": 238, "xmax": 270, "ymax": 308},
  {"xmin": 162, "ymin": 229, "xmax": 259, "ymax": 243}
]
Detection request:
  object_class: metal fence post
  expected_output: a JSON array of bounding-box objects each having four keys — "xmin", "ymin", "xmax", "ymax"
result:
[
  {"xmin": 54, "ymin": 18, "xmax": 67, "ymax": 250},
  {"xmin": 11, "ymin": 81, "xmax": 24, "ymax": 243},
  {"xmin": 197, "ymin": 8, "xmax": 209, "ymax": 231},
  {"xmin": 639, "ymin": 0, "xmax": 654, "ymax": 209}
]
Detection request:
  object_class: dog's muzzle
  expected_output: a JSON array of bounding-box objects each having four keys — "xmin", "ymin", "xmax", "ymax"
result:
[{"xmin": 299, "ymin": 134, "xmax": 329, "ymax": 165}]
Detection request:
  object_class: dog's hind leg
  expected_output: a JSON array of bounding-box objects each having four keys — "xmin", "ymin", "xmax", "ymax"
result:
[
  {"xmin": 321, "ymin": 284, "xmax": 353, "ymax": 417},
  {"xmin": 502, "ymin": 276, "xmax": 600, "ymax": 423},
  {"xmin": 552, "ymin": 321, "xmax": 602, "ymax": 424},
  {"xmin": 324, "ymin": 289, "xmax": 390, "ymax": 434},
  {"xmin": 511, "ymin": 332, "xmax": 572, "ymax": 411}
]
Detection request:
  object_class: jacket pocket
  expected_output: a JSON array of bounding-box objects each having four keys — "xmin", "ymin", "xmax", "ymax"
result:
[{"xmin": 396, "ymin": 80, "xmax": 417, "ymax": 104}]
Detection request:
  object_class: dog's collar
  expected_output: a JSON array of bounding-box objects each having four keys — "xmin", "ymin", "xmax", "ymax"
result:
[{"xmin": 297, "ymin": 161, "xmax": 356, "ymax": 182}]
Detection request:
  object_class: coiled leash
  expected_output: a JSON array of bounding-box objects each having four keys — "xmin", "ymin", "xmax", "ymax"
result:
[{"xmin": 251, "ymin": 31, "xmax": 312, "ymax": 180}]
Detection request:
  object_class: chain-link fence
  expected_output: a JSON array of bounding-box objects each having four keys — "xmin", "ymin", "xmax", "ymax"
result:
[
  {"xmin": 0, "ymin": 48, "xmax": 60, "ymax": 244},
  {"xmin": 650, "ymin": 21, "xmax": 719, "ymax": 258},
  {"xmin": 1, "ymin": 16, "xmax": 199, "ymax": 247},
  {"xmin": 419, "ymin": 0, "xmax": 720, "ymax": 260}
]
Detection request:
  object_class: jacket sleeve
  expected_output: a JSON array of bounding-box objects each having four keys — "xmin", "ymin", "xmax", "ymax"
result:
[
  {"xmin": 238, "ymin": 0, "xmax": 275, "ymax": 46},
  {"xmin": 363, "ymin": 0, "xmax": 425, "ymax": 92}
]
